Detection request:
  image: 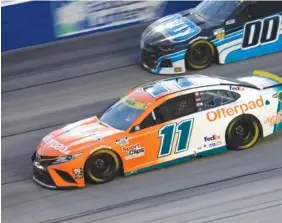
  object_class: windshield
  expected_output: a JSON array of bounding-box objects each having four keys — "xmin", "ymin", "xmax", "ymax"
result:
[
  {"xmin": 194, "ymin": 0, "xmax": 241, "ymax": 22},
  {"xmin": 100, "ymin": 96, "xmax": 146, "ymax": 130}
]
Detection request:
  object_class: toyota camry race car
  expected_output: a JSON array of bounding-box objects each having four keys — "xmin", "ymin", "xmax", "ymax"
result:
[
  {"xmin": 32, "ymin": 70, "xmax": 282, "ymax": 189},
  {"xmin": 140, "ymin": 0, "xmax": 282, "ymax": 74}
]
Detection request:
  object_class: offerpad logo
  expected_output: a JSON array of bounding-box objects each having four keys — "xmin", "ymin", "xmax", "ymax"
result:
[{"xmin": 206, "ymin": 96, "xmax": 265, "ymax": 122}]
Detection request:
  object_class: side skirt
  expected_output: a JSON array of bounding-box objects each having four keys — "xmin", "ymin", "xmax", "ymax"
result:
[{"xmin": 124, "ymin": 146, "xmax": 227, "ymax": 177}]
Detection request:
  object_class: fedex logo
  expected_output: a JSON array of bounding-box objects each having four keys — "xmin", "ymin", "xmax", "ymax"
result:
[
  {"xmin": 230, "ymin": 86, "xmax": 244, "ymax": 91},
  {"xmin": 204, "ymin": 135, "xmax": 220, "ymax": 142}
]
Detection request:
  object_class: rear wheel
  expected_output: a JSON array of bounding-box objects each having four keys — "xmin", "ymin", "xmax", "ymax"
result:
[
  {"xmin": 186, "ymin": 40, "xmax": 215, "ymax": 70},
  {"xmin": 226, "ymin": 115, "xmax": 261, "ymax": 150},
  {"xmin": 84, "ymin": 149, "xmax": 120, "ymax": 184}
]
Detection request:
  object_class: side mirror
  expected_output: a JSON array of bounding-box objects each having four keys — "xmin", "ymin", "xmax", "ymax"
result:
[
  {"xmin": 130, "ymin": 125, "xmax": 141, "ymax": 133},
  {"xmin": 134, "ymin": 125, "xmax": 141, "ymax": 131},
  {"xmin": 225, "ymin": 19, "xmax": 235, "ymax": 26}
]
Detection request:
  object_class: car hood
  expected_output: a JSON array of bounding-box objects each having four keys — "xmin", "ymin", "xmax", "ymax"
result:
[
  {"xmin": 37, "ymin": 116, "xmax": 122, "ymax": 156},
  {"xmin": 141, "ymin": 13, "xmax": 210, "ymax": 46}
]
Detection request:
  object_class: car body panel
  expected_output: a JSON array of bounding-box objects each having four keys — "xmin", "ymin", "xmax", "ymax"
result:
[
  {"xmin": 32, "ymin": 70, "xmax": 282, "ymax": 188},
  {"xmin": 140, "ymin": 1, "xmax": 282, "ymax": 74}
]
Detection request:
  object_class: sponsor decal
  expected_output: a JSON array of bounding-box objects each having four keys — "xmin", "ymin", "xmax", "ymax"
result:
[
  {"xmin": 52, "ymin": 1, "xmax": 167, "ymax": 37},
  {"xmin": 274, "ymin": 91, "xmax": 282, "ymax": 101},
  {"xmin": 209, "ymin": 141, "xmax": 222, "ymax": 148},
  {"xmin": 279, "ymin": 92, "xmax": 282, "ymax": 102},
  {"xmin": 264, "ymin": 111, "xmax": 282, "ymax": 126},
  {"xmin": 73, "ymin": 168, "xmax": 83, "ymax": 179},
  {"xmin": 150, "ymin": 13, "xmax": 201, "ymax": 42},
  {"xmin": 122, "ymin": 98, "xmax": 147, "ymax": 109},
  {"xmin": 213, "ymin": 28, "xmax": 225, "ymax": 40},
  {"xmin": 174, "ymin": 67, "xmax": 182, "ymax": 72},
  {"xmin": 42, "ymin": 135, "xmax": 70, "ymax": 155},
  {"xmin": 206, "ymin": 96, "xmax": 266, "ymax": 122},
  {"xmin": 66, "ymin": 126, "xmax": 101, "ymax": 141},
  {"xmin": 196, "ymin": 97, "xmax": 202, "ymax": 102},
  {"xmin": 116, "ymin": 137, "xmax": 129, "ymax": 146},
  {"xmin": 204, "ymin": 135, "xmax": 220, "ymax": 142},
  {"xmin": 196, "ymin": 102, "xmax": 203, "ymax": 107},
  {"xmin": 189, "ymin": 36, "xmax": 208, "ymax": 44},
  {"xmin": 122, "ymin": 143, "xmax": 145, "ymax": 160},
  {"xmin": 230, "ymin": 86, "xmax": 244, "ymax": 91}
]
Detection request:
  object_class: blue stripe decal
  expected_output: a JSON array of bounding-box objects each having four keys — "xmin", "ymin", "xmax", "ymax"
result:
[
  {"xmin": 212, "ymin": 31, "xmax": 243, "ymax": 46},
  {"xmin": 225, "ymin": 35, "xmax": 282, "ymax": 63},
  {"xmin": 219, "ymin": 42, "xmax": 241, "ymax": 54},
  {"xmin": 124, "ymin": 146, "xmax": 227, "ymax": 176},
  {"xmin": 154, "ymin": 49, "xmax": 186, "ymax": 73}
]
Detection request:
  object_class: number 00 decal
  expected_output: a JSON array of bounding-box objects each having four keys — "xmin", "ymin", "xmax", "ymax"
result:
[
  {"xmin": 158, "ymin": 119, "xmax": 194, "ymax": 157},
  {"xmin": 242, "ymin": 15, "xmax": 281, "ymax": 49}
]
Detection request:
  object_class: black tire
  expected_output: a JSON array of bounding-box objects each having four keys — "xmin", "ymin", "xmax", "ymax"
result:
[
  {"xmin": 84, "ymin": 149, "xmax": 120, "ymax": 184},
  {"xmin": 226, "ymin": 115, "xmax": 261, "ymax": 150},
  {"xmin": 186, "ymin": 40, "xmax": 215, "ymax": 70}
]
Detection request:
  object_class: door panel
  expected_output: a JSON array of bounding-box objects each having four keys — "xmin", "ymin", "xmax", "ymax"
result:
[{"xmin": 216, "ymin": 2, "xmax": 282, "ymax": 64}]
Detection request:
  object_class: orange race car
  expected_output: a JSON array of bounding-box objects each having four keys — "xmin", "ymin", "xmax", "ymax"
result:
[{"xmin": 31, "ymin": 70, "xmax": 282, "ymax": 189}]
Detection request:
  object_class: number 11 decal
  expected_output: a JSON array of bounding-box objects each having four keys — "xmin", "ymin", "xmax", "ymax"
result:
[
  {"xmin": 242, "ymin": 15, "xmax": 281, "ymax": 50},
  {"xmin": 158, "ymin": 119, "xmax": 194, "ymax": 157}
]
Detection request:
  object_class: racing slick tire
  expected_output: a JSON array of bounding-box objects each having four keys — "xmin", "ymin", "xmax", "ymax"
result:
[
  {"xmin": 185, "ymin": 40, "xmax": 215, "ymax": 70},
  {"xmin": 225, "ymin": 115, "xmax": 262, "ymax": 150},
  {"xmin": 84, "ymin": 149, "xmax": 121, "ymax": 184}
]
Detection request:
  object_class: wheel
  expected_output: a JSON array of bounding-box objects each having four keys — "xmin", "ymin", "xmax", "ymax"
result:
[
  {"xmin": 226, "ymin": 115, "xmax": 261, "ymax": 150},
  {"xmin": 84, "ymin": 149, "xmax": 120, "ymax": 184},
  {"xmin": 186, "ymin": 40, "xmax": 215, "ymax": 70}
]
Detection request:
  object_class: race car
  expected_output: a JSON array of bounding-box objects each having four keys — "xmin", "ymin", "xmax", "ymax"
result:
[
  {"xmin": 32, "ymin": 70, "xmax": 282, "ymax": 189},
  {"xmin": 140, "ymin": 0, "xmax": 282, "ymax": 74}
]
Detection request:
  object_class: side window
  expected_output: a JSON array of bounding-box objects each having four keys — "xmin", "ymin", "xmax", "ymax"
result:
[
  {"xmin": 233, "ymin": 2, "xmax": 282, "ymax": 23},
  {"xmin": 138, "ymin": 93, "xmax": 197, "ymax": 130},
  {"xmin": 247, "ymin": 2, "xmax": 282, "ymax": 20},
  {"xmin": 158, "ymin": 93, "xmax": 197, "ymax": 122},
  {"xmin": 139, "ymin": 113, "xmax": 155, "ymax": 130},
  {"xmin": 196, "ymin": 90, "xmax": 240, "ymax": 111}
]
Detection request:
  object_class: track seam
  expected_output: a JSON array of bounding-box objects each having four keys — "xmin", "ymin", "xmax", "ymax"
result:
[
  {"xmin": 2, "ymin": 63, "xmax": 138, "ymax": 94},
  {"xmin": 38, "ymin": 166, "xmax": 282, "ymax": 223}
]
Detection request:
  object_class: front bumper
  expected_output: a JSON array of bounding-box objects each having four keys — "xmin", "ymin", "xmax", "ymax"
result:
[
  {"xmin": 31, "ymin": 152, "xmax": 85, "ymax": 189},
  {"xmin": 140, "ymin": 48, "xmax": 187, "ymax": 75}
]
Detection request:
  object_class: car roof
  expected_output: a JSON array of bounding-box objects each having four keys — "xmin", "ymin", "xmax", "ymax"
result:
[{"xmin": 127, "ymin": 74, "xmax": 254, "ymax": 105}]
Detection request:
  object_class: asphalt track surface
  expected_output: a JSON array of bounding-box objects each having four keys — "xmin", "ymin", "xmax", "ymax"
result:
[{"xmin": 2, "ymin": 25, "xmax": 282, "ymax": 223}]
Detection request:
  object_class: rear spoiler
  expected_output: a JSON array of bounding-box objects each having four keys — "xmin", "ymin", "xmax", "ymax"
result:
[{"xmin": 253, "ymin": 70, "xmax": 282, "ymax": 83}]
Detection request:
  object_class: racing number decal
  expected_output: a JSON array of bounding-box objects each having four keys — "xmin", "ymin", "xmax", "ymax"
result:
[
  {"xmin": 242, "ymin": 15, "xmax": 281, "ymax": 49},
  {"xmin": 158, "ymin": 119, "xmax": 194, "ymax": 157}
]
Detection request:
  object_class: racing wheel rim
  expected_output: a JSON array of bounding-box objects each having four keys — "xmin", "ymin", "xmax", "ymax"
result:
[
  {"xmin": 226, "ymin": 116, "xmax": 260, "ymax": 150},
  {"xmin": 186, "ymin": 40, "xmax": 215, "ymax": 70},
  {"xmin": 85, "ymin": 149, "xmax": 120, "ymax": 183}
]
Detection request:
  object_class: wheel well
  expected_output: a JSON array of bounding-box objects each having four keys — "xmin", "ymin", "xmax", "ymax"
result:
[
  {"xmin": 185, "ymin": 39, "xmax": 219, "ymax": 67},
  {"xmin": 225, "ymin": 114, "xmax": 264, "ymax": 141},
  {"xmin": 84, "ymin": 149, "xmax": 125, "ymax": 179},
  {"xmin": 212, "ymin": 42, "xmax": 219, "ymax": 64}
]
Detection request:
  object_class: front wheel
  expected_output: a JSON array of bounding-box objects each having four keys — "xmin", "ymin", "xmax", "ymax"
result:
[
  {"xmin": 226, "ymin": 115, "xmax": 261, "ymax": 150},
  {"xmin": 84, "ymin": 149, "xmax": 121, "ymax": 184},
  {"xmin": 186, "ymin": 40, "xmax": 215, "ymax": 70}
]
